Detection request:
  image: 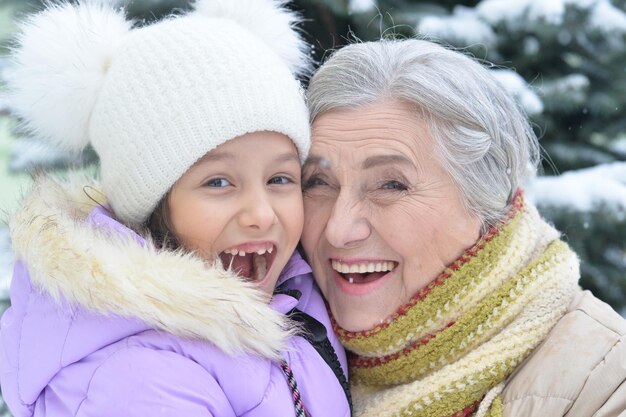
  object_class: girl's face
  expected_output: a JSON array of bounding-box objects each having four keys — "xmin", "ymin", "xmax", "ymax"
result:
[{"xmin": 168, "ymin": 132, "xmax": 304, "ymax": 295}]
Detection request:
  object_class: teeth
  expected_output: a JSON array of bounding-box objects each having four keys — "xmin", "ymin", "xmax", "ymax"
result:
[
  {"xmin": 331, "ymin": 260, "xmax": 352, "ymax": 274},
  {"xmin": 223, "ymin": 245, "xmax": 274, "ymax": 256},
  {"xmin": 332, "ymin": 260, "xmax": 396, "ymax": 274}
]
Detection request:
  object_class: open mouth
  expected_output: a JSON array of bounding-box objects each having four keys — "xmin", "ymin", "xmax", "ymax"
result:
[
  {"xmin": 219, "ymin": 243, "xmax": 277, "ymax": 283},
  {"xmin": 331, "ymin": 259, "xmax": 397, "ymax": 284}
]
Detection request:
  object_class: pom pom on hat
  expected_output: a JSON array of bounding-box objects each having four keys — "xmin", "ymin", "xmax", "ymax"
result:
[
  {"xmin": 193, "ymin": 0, "xmax": 313, "ymax": 77},
  {"xmin": 5, "ymin": 2, "xmax": 131, "ymax": 151}
]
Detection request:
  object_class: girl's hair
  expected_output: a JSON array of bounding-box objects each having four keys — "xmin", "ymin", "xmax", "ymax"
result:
[
  {"xmin": 307, "ymin": 39, "xmax": 540, "ymax": 233},
  {"xmin": 147, "ymin": 195, "xmax": 179, "ymax": 250}
]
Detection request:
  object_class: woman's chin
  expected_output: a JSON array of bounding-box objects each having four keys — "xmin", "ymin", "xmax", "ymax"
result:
[
  {"xmin": 331, "ymin": 306, "xmax": 392, "ymax": 332},
  {"xmin": 325, "ymin": 271, "xmax": 401, "ymax": 331}
]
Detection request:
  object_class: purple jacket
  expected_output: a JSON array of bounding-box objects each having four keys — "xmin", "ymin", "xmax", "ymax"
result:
[{"xmin": 0, "ymin": 176, "xmax": 349, "ymax": 417}]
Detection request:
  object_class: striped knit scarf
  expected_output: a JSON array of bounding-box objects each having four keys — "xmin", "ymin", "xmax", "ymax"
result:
[{"xmin": 334, "ymin": 196, "xmax": 580, "ymax": 417}]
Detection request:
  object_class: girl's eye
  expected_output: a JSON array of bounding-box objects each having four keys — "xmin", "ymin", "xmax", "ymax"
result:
[
  {"xmin": 381, "ymin": 180, "xmax": 408, "ymax": 191},
  {"xmin": 302, "ymin": 176, "xmax": 327, "ymax": 189},
  {"xmin": 205, "ymin": 178, "xmax": 231, "ymax": 188},
  {"xmin": 268, "ymin": 176, "xmax": 293, "ymax": 185}
]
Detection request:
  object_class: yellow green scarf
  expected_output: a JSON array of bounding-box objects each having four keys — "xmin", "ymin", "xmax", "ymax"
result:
[{"xmin": 334, "ymin": 196, "xmax": 580, "ymax": 417}]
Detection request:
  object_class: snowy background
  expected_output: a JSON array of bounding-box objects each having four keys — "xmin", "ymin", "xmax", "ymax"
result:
[
  {"xmin": 292, "ymin": 0, "xmax": 626, "ymax": 312},
  {"xmin": 1, "ymin": 0, "xmax": 626, "ymax": 414}
]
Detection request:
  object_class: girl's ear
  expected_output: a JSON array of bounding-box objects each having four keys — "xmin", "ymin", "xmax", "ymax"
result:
[
  {"xmin": 192, "ymin": 0, "xmax": 313, "ymax": 78},
  {"xmin": 5, "ymin": 2, "xmax": 131, "ymax": 151}
]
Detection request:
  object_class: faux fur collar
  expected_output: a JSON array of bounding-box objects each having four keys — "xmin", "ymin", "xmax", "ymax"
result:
[{"xmin": 9, "ymin": 174, "xmax": 293, "ymax": 359}]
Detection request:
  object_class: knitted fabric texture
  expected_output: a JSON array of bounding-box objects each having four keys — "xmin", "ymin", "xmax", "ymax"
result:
[
  {"xmin": 6, "ymin": 1, "xmax": 311, "ymax": 227},
  {"xmin": 334, "ymin": 195, "xmax": 580, "ymax": 417},
  {"xmin": 92, "ymin": 15, "xmax": 310, "ymax": 226}
]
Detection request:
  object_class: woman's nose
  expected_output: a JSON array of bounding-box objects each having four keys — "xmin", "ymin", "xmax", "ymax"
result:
[
  {"xmin": 237, "ymin": 189, "xmax": 278, "ymax": 231},
  {"xmin": 324, "ymin": 191, "xmax": 370, "ymax": 248}
]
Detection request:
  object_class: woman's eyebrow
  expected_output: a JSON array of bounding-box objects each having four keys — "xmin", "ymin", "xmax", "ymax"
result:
[
  {"xmin": 303, "ymin": 155, "xmax": 324, "ymax": 169},
  {"xmin": 362, "ymin": 154, "xmax": 412, "ymax": 169},
  {"xmin": 304, "ymin": 154, "xmax": 413, "ymax": 170}
]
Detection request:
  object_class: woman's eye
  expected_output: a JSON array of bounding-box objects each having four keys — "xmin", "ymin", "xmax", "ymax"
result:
[
  {"xmin": 205, "ymin": 178, "xmax": 231, "ymax": 188},
  {"xmin": 381, "ymin": 180, "xmax": 408, "ymax": 191},
  {"xmin": 268, "ymin": 176, "xmax": 292, "ymax": 185},
  {"xmin": 302, "ymin": 176, "xmax": 327, "ymax": 189}
]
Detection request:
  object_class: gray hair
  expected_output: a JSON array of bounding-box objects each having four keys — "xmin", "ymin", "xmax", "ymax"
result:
[{"xmin": 307, "ymin": 39, "xmax": 540, "ymax": 231}]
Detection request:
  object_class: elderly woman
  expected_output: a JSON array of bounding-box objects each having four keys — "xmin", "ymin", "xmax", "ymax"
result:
[{"xmin": 302, "ymin": 39, "xmax": 626, "ymax": 417}]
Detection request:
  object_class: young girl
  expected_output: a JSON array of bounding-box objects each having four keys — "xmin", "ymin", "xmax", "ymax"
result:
[{"xmin": 0, "ymin": 1, "xmax": 350, "ymax": 416}]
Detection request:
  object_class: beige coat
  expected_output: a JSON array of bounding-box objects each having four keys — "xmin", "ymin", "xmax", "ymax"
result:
[{"xmin": 501, "ymin": 290, "xmax": 626, "ymax": 416}]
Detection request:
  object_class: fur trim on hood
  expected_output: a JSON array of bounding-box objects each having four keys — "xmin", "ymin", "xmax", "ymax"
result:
[{"xmin": 9, "ymin": 173, "xmax": 295, "ymax": 360}]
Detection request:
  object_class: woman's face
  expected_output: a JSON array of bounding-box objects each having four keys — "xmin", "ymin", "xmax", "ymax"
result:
[
  {"xmin": 301, "ymin": 100, "xmax": 481, "ymax": 331},
  {"xmin": 168, "ymin": 132, "xmax": 304, "ymax": 295}
]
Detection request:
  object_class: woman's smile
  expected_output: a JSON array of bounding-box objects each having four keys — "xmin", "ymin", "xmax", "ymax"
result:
[{"xmin": 329, "ymin": 258, "xmax": 398, "ymax": 295}]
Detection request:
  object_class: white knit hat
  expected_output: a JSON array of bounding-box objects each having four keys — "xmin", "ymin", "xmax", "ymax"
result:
[{"xmin": 6, "ymin": 0, "xmax": 312, "ymax": 227}]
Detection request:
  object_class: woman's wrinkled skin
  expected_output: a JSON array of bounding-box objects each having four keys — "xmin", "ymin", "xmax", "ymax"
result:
[{"xmin": 301, "ymin": 100, "xmax": 481, "ymax": 331}]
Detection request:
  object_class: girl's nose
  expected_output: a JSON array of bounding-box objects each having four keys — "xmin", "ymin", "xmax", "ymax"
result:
[{"xmin": 237, "ymin": 188, "xmax": 278, "ymax": 232}]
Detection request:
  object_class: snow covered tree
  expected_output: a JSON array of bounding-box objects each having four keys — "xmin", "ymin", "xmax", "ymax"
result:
[{"xmin": 301, "ymin": 0, "xmax": 626, "ymax": 169}]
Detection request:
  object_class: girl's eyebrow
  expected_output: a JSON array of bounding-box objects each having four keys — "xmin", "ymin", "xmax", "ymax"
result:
[
  {"xmin": 196, "ymin": 151, "xmax": 299, "ymax": 167},
  {"xmin": 197, "ymin": 152, "xmax": 234, "ymax": 164},
  {"xmin": 274, "ymin": 152, "xmax": 300, "ymax": 164}
]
